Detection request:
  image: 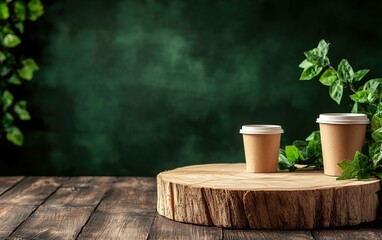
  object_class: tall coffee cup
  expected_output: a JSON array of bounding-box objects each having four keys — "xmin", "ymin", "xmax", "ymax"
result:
[
  {"xmin": 239, "ymin": 125, "xmax": 284, "ymax": 173},
  {"xmin": 317, "ymin": 113, "xmax": 369, "ymax": 176}
]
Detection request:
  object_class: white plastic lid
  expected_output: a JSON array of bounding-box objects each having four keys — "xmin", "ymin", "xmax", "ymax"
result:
[
  {"xmin": 239, "ymin": 125, "xmax": 284, "ymax": 134},
  {"xmin": 316, "ymin": 113, "xmax": 370, "ymax": 124}
]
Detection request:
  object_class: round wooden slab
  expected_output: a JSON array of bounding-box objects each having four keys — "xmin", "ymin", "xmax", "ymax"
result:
[{"xmin": 157, "ymin": 163, "xmax": 380, "ymax": 229}]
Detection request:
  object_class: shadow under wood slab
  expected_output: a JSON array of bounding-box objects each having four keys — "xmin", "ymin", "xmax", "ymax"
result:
[
  {"xmin": 223, "ymin": 229, "xmax": 315, "ymax": 240},
  {"xmin": 157, "ymin": 163, "xmax": 381, "ymax": 229},
  {"xmin": 148, "ymin": 214, "xmax": 222, "ymax": 240}
]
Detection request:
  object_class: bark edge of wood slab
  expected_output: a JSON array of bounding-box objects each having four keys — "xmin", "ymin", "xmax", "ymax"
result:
[{"xmin": 156, "ymin": 163, "xmax": 380, "ymax": 229}]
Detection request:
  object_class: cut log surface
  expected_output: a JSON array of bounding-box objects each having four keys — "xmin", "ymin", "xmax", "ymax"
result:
[{"xmin": 157, "ymin": 163, "xmax": 381, "ymax": 229}]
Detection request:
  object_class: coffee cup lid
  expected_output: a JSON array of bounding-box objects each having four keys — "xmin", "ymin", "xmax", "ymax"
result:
[
  {"xmin": 316, "ymin": 113, "xmax": 370, "ymax": 124},
  {"xmin": 239, "ymin": 125, "xmax": 284, "ymax": 134}
]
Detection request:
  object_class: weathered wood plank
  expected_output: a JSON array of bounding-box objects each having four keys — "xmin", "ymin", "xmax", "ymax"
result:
[
  {"xmin": 0, "ymin": 205, "xmax": 36, "ymax": 237},
  {"xmin": 10, "ymin": 206, "xmax": 93, "ymax": 240},
  {"xmin": 0, "ymin": 177, "xmax": 24, "ymax": 195},
  {"xmin": 148, "ymin": 215, "xmax": 222, "ymax": 240},
  {"xmin": 62, "ymin": 176, "xmax": 116, "ymax": 187},
  {"xmin": 44, "ymin": 177, "xmax": 115, "ymax": 207},
  {"xmin": 312, "ymin": 219, "xmax": 382, "ymax": 240},
  {"xmin": 96, "ymin": 177, "xmax": 156, "ymax": 213},
  {"xmin": 8, "ymin": 177, "xmax": 114, "ymax": 239},
  {"xmin": 223, "ymin": 229, "xmax": 314, "ymax": 240},
  {"xmin": 77, "ymin": 177, "xmax": 157, "ymax": 239},
  {"xmin": 0, "ymin": 177, "xmax": 68, "ymax": 206},
  {"xmin": 78, "ymin": 211, "xmax": 155, "ymax": 240}
]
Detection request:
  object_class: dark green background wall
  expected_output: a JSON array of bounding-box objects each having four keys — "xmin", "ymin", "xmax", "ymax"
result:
[{"xmin": 2, "ymin": 0, "xmax": 382, "ymax": 176}]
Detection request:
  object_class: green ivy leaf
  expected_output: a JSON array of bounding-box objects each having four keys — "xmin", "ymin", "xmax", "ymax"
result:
[
  {"xmin": 377, "ymin": 103, "xmax": 382, "ymax": 115},
  {"xmin": 6, "ymin": 127, "xmax": 23, "ymax": 146},
  {"xmin": 306, "ymin": 139, "xmax": 321, "ymax": 158},
  {"xmin": 3, "ymin": 34, "xmax": 21, "ymax": 48},
  {"xmin": 7, "ymin": 74, "xmax": 22, "ymax": 85},
  {"xmin": 2, "ymin": 90, "xmax": 14, "ymax": 108},
  {"xmin": 278, "ymin": 149, "xmax": 295, "ymax": 171},
  {"xmin": 353, "ymin": 151, "xmax": 371, "ymax": 180},
  {"xmin": 303, "ymin": 52, "xmax": 329, "ymax": 67},
  {"xmin": 337, "ymin": 160, "xmax": 357, "ymax": 180},
  {"xmin": 298, "ymin": 59, "xmax": 314, "ymax": 69},
  {"xmin": 303, "ymin": 40, "xmax": 330, "ymax": 67},
  {"xmin": 300, "ymin": 65, "xmax": 323, "ymax": 80},
  {"xmin": 14, "ymin": 100, "xmax": 31, "ymax": 120},
  {"xmin": 329, "ymin": 80, "xmax": 343, "ymax": 104},
  {"xmin": 285, "ymin": 145, "xmax": 300, "ymax": 162},
  {"xmin": 351, "ymin": 102, "xmax": 360, "ymax": 113},
  {"xmin": 368, "ymin": 104, "xmax": 377, "ymax": 115},
  {"xmin": 14, "ymin": 0, "xmax": 26, "ymax": 21},
  {"xmin": 364, "ymin": 78, "xmax": 382, "ymax": 95},
  {"xmin": 1, "ymin": 65, "xmax": 12, "ymax": 77},
  {"xmin": 337, "ymin": 59, "xmax": 354, "ymax": 83},
  {"xmin": 350, "ymin": 90, "xmax": 371, "ymax": 103},
  {"xmin": 369, "ymin": 140, "xmax": 382, "ymax": 167},
  {"xmin": 371, "ymin": 114, "xmax": 382, "ymax": 132},
  {"xmin": 28, "ymin": 0, "xmax": 44, "ymax": 21},
  {"xmin": 319, "ymin": 68, "xmax": 338, "ymax": 86},
  {"xmin": 372, "ymin": 127, "xmax": 382, "ymax": 141},
  {"xmin": 303, "ymin": 51, "xmax": 320, "ymax": 65},
  {"xmin": 15, "ymin": 22, "xmax": 24, "ymax": 34},
  {"xmin": 317, "ymin": 39, "xmax": 330, "ymax": 57},
  {"xmin": 2, "ymin": 113, "xmax": 14, "ymax": 127},
  {"xmin": 0, "ymin": 51, "xmax": 6, "ymax": 61},
  {"xmin": 354, "ymin": 151, "xmax": 368, "ymax": 168},
  {"xmin": 18, "ymin": 58, "xmax": 39, "ymax": 80},
  {"xmin": 0, "ymin": 2, "xmax": 10, "ymax": 20},
  {"xmin": 352, "ymin": 69, "xmax": 369, "ymax": 82},
  {"xmin": 2, "ymin": 25, "xmax": 14, "ymax": 35},
  {"xmin": 293, "ymin": 140, "xmax": 307, "ymax": 150},
  {"xmin": 293, "ymin": 140, "xmax": 308, "ymax": 159},
  {"xmin": 305, "ymin": 131, "xmax": 321, "ymax": 141}
]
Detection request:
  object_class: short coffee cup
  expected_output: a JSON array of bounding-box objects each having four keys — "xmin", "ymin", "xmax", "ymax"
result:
[{"xmin": 239, "ymin": 125, "xmax": 284, "ymax": 173}]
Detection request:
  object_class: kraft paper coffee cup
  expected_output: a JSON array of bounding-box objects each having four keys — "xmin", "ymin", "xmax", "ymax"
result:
[
  {"xmin": 317, "ymin": 113, "xmax": 369, "ymax": 176},
  {"xmin": 239, "ymin": 125, "xmax": 284, "ymax": 173}
]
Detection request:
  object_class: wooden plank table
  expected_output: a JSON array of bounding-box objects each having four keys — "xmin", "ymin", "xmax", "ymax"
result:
[{"xmin": 0, "ymin": 176, "xmax": 381, "ymax": 240}]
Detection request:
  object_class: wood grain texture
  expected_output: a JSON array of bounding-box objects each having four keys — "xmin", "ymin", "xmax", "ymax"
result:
[
  {"xmin": 312, "ymin": 219, "xmax": 382, "ymax": 240},
  {"xmin": 62, "ymin": 176, "xmax": 116, "ymax": 187},
  {"xmin": 0, "ymin": 176, "xmax": 381, "ymax": 239},
  {"xmin": 7, "ymin": 177, "xmax": 113, "ymax": 239},
  {"xmin": 0, "ymin": 205, "xmax": 36, "ymax": 237},
  {"xmin": 0, "ymin": 177, "xmax": 68, "ymax": 206},
  {"xmin": 0, "ymin": 177, "xmax": 23, "ymax": 195},
  {"xmin": 10, "ymin": 206, "xmax": 94, "ymax": 240},
  {"xmin": 97, "ymin": 177, "xmax": 157, "ymax": 213},
  {"xmin": 148, "ymin": 214, "xmax": 222, "ymax": 240},
  {"xmin": 157, "ymin": 163, "xmax": 381, "ymax": 229},
  {"xmin": 223, "ymin": 229, "xmax": 315, "ymax": 240},
  {"xmin": 78, "ymin": 212, "xmax": 155, "ymax": 240},
  {"xmin": 44, "ymin": 177, "xmax": 115, "ymax": 207},
  {"xmin": 78, "ymin": 177, "xmax": 157, "ymax": 239}
]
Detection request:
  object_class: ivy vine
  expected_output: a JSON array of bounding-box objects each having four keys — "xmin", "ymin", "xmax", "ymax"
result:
[{"xmin": 0, "ymin": 0, "xmax": 43, "ymax": 146}]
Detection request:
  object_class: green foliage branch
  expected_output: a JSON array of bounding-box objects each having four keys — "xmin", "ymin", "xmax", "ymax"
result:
[
  {"xmin": 0, "ymin": 0, "xmax": 43, "ymax": 146},
  {"xmin": 279, "ymin": 39, "xmax": 382, "ymax": 181}
]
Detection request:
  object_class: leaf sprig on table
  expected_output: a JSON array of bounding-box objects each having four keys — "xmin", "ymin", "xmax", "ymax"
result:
[
  {"xmin": 279, "ymin": 39, "xmax": 382, "ymax": 180},
  {"xmin": 278, "ymin": 131, "xmax": 322, "ymax": 171}
]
